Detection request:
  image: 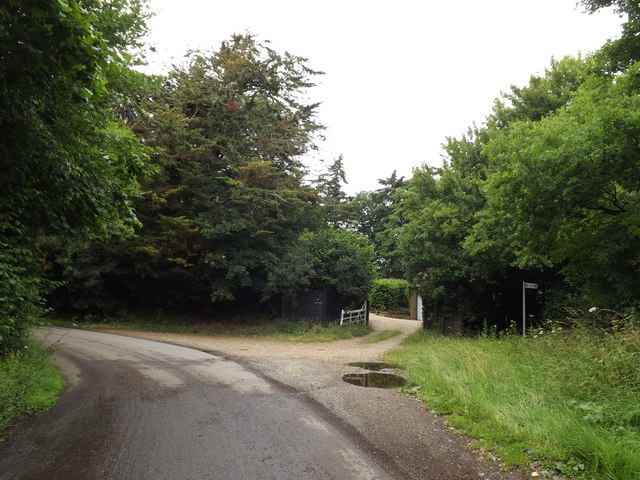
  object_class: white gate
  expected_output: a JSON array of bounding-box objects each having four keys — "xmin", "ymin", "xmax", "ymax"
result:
[{"xmin": 340, "ymin": 302, "xmax": 367, "ymax": 326}]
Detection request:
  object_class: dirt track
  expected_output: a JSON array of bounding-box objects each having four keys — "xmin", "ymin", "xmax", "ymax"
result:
[{"xmin": 101, "ymin": 315, "xmax": 528, "ymax": 480}]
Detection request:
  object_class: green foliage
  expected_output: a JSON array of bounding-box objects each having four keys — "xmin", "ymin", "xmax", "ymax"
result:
[
  {"xmin": 139, "ymin": 35, "xmax": 324, "ymax": 305},
  {"xmin": 315, "ymin": 156, "xmax": 354, "ymax": 227},
  {"xmin": 368, "ymin": 278, "xmax": 409, "ymax": 312},
  {"xmin": 0, "ymin": 0, "xmax": 150, "ymax": 352},
  {"xmin": 386, "ymin": 326, "xmax": 640, "ymax": 479},
  {"xmin": 0, "ymin": 241, "xmax": 44, "ymax": 354},
  {"xmin": 271, "ymin": 228, "xmax": 376, "ymax": 300},
  {"xmin": 580, "ymin": 0, "xmax": 640, "ymax": 71},
  {"xmin": 477, "ymin": 61, "xmax": 640, "ymax": 308},
  {"xmin": 1, "ymin": 0, "xmax": 149, "ymax": 238},
  {"xmin": 81, "ymin": 0, "xmax": 151, "ymax": 52},
  {"xmin": 398, "ymin": 130, "xmax": 489, "ymax": 294},
  {"xmin": 351, "ymin": 171, "xmax": 407, "ymax": 277},
  {"xmin": 38, "ymin": 2, "xmax": 638, "ymax": 331},
  {"xmin": 396, "ymin": 51, "xmax": 640, "ymax": 327},
  {"xmin": 396, "ymin": 128, "xmax": 529, "ymax": 329},
  {"xmin": 53, "ymin": 35, "xmax": 327, "ymax": 314},
  {"xmin": 489, "ymin": 55, "xmax": 590, "ymax": 129},
  {"xmin": 0, "ymin": 338, "xmax": 65, "ymax": 435}
]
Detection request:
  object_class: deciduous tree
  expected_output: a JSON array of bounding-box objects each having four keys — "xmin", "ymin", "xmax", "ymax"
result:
[
  {"xmin": 478, "ymin": 62, "xmax": 640, "ymax": 307},
  {"xmin": 580, "ymin": 0, "xmax": 640, "ymax": 70},
  {"xmin": 0, "ymin": 0, "xmax": 149, "ymax": 352}
]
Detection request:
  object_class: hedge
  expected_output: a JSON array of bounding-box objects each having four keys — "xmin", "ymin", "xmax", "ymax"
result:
[{"xmin": 369, "ymin": 278, "xmax": 409, "ymax": 312}]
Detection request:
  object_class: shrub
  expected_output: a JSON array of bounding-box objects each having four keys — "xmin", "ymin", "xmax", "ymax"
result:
[
  {"xmin": 369, "ymin": 278, "xmax": 409, "ymax": 312},
  {"xmin": 0, "ymin": 338, "xmax": 65, "ymax": 435}
]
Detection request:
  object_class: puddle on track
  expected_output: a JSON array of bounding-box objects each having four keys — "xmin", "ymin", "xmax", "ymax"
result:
[
  {"xmin": 347, "ymin": 361, "xmax": 402, "ymax": 371},
  {"xmin": 342, "ymin": 372, "xmax": 407, "ymax": 388}
]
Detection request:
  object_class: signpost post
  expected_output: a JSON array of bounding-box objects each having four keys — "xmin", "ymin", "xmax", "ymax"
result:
[{"xmin": 522, "ymin": 282, "xmax": 538, "ymax": 337}]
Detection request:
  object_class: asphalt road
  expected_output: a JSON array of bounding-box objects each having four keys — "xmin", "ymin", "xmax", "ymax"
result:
[{"xmin": 0, "ymin": 327, "xmax": 393, "ymax": 480}]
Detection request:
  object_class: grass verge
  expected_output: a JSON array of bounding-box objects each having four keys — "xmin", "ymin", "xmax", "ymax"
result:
[
  {"xmin": 384, "ymin": 326, "xmax": 640, "ymax": 479},
  {"xmin": 364, "ymin": 329, "xmax": 402, "ymax": 343},
  {"xmin": 44, "ymin": 316, "xmax": 372, "ymax": 342},
  {"xmin": 259, "ymin": 320, "xmax": 372, "ymax": 342},
  {"xmin": 0, "ymin": 337, "xmax": 65, "ymax": 437}
]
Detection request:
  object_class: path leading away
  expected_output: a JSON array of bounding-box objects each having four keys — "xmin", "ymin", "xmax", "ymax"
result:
[{"xmin": 100, "ymin": 315, "xmax": 527, "ymax": 480}]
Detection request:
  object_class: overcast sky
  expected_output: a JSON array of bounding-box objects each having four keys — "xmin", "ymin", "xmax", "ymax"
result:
[{"xmin": 141, "ymin": 0, "xmax": 623, "ymax": 194}]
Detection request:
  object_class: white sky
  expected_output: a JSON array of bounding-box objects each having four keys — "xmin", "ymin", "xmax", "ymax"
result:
[{"xmin": 141, "ymin": 0, "xmax": 623, "ymax": 194}]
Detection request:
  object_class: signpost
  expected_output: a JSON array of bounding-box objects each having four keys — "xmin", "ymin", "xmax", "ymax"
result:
[{"xmin": 522, "ymin": 282, "xmax": 538, "ymax": 337}]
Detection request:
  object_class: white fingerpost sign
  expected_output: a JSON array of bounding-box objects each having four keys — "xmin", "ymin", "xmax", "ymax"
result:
[{"xmin": 522, "ymin": 282, "xmax": 538, "ymax": 337}]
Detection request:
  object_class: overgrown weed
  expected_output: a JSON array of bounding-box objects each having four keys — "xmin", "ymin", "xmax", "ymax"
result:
[
  {"xmin": 386, "ymin": 322, "xmax": 640, "ymax": 479},
  {"xmin": 0, "ymin": 337, "xmax": 65, "ymax": 437}
]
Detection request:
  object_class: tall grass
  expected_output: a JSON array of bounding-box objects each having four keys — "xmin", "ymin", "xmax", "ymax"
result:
[
  {"xmin": 385, "ymin": 326, "xmax": 640, "ymax": 479},
  {"xmin": 260, "ymin": 320, "xmax": 372, "ymax": 342},
  {"xmin": 0, "ymin": 338, "xmax": 65, "ymax": 436}
]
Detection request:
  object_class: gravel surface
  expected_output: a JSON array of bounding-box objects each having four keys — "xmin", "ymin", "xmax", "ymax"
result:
[{"xmin": 102, "ymin": 315, "xmax": 529, "ymax": 480}]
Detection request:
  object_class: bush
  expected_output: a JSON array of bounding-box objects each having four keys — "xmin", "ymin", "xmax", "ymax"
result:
[
  {"xmin": 0, "ymin": 338, "xmax": 65, "ymax": 435},
  {"xmin": 0, "ymin": 240, "xmax": 47, "ymax": 354},
  {"xmin": 369, "ymin": 278, "xmax": 409, "ymax": 312},
  {"xmin": 273, "ymin": 228, "xmax": 376, "ymax": 299}
]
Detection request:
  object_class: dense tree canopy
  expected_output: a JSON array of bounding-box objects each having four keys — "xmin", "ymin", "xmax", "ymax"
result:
[
  {"xmin": 141, "ymin": 36, "xmax": 325, "ymax": 304},
  {"xmin": 314, "ymin": 156, "xmax": 353, "ymax": 227},
  {"xmin": 52, "ymin": 35, "xmax": 376, "ymax": 317},
  {"xmin": 0, "ymin": 0, "xmax": 148, "ymax": 240},
  {"xmin": 395, "ymin": 129, "xmax": 523, "ymax": 328},
  {"xmin": 394, "ymin": 57, "xmax": 592, "ymax": 327},
  {"xmin": 580, "ymin": 0, "xmax": 640, "ymax": 70},
  {"xmin": 350, "ymin": 171, "xmax": 406, "ymax": 278},
  {"xmin": 395, "ymin": 48, "xmax": 640, "ymax": 329},
  {"xmin": 0, "ymin": 0, "xmax": 150, "ymax": 352},
  {"xmin": 270, "ymin": 228, "xmax": 375, "ymax": 302},
  {"xmin": 477, "ymin": 62, "xmax": 640, "ymax": 307}
]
